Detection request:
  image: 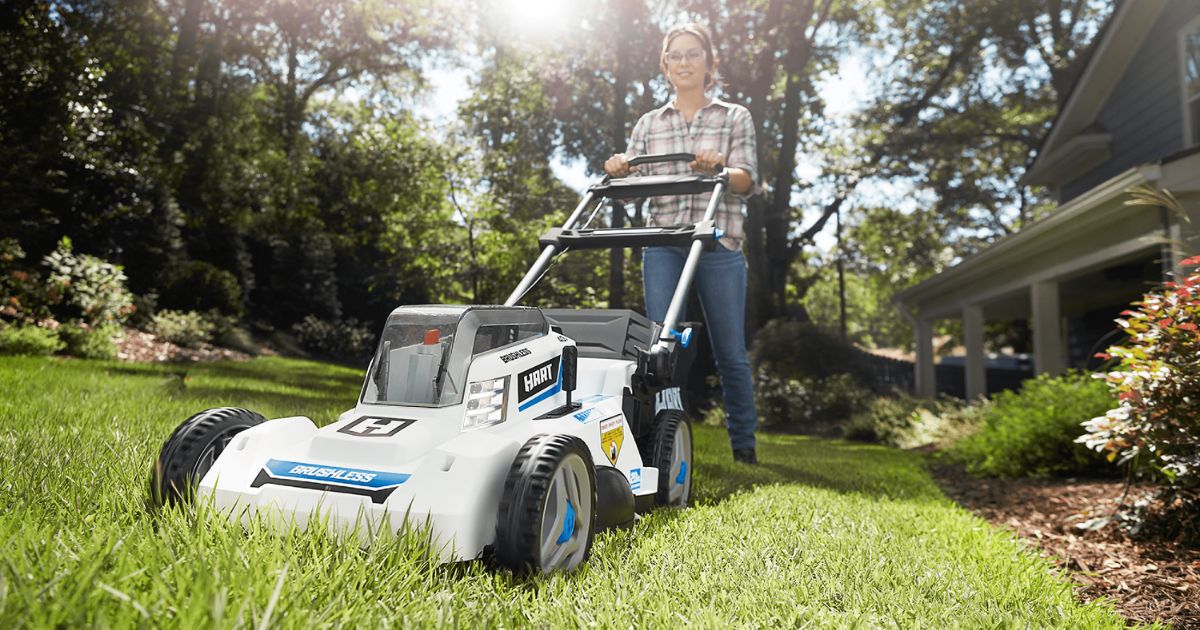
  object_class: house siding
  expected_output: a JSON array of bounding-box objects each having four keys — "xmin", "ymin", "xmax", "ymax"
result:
[{"xmin": 1061, "ymin": 0, "xmax": 1197, "ymax": 202}]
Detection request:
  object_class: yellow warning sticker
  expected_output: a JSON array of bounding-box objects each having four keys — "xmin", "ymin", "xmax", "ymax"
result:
[{"xmin": 600, "ymin": 415, "xmax": 624, "ymax": 465}]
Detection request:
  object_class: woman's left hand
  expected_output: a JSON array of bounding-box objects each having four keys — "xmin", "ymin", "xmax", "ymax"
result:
[{"xmin": 690, "ymin": 149, "xmax": 725, "ymax": 176}]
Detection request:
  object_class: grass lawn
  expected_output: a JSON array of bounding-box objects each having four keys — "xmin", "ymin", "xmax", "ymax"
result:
[{"xmin": 0, "ymin": 356, "xmax": 1142, "ymax": 628}]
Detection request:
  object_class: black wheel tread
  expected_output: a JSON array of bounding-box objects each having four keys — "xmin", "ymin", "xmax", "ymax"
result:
[
  {"xmin": 151, "ymin": 407, "xmax": 265, "ymax": 507},
  {"xmin": 495, "ymin": 434, "xmax": 597, "ymax": 573},
  {"xmin": 652, "ymin": 409, "xmax": 691, "ymax": 507}
]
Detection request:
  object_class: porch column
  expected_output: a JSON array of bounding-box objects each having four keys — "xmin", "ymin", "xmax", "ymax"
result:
[
  {"xmin": 1031, "ymin": 281, "xmax": 1065, "ymax": 376},
  {"xmin": 915, "ymin": 317, "xmax": 935, "ymax": 398},
  {"xmin": 963, "ymin": 304, "xmax": 986, "ymax": 400}
]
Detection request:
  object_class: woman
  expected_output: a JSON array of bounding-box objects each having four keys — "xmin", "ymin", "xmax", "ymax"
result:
[{"xmin": 604, "ymin": 23, "xmax": 760, "ymax": 464}]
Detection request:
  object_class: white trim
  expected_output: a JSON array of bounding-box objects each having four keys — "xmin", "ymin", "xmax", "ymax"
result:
[
  {"xmin": 895, "ymin": 166, "xmax": 1152, "ymax": 306},
  {"xmin": 909, "ymin": 230, "xmax": 1164, "ymax": 320},
  {"xmin": 1180, "ymin": 14, "xmax": 1200, "ymax": 148}
]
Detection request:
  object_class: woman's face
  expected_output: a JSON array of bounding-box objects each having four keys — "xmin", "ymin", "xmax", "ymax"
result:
[{"xmin": 664, "ymin": 33, "xmax": 711, "ymax": 92}]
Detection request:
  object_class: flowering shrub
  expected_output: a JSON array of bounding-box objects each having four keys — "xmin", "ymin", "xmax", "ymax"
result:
[
  {"xmin": 1079, "ymin": 256, "xmax": 1200, "ymax": 489},
  {"xmin": 0, "ymin": 238, "xmax": 56, "ymax": 324},
  {"xmin": 42, "ymin": 237, "xmax": 134, "ymax": 326}
]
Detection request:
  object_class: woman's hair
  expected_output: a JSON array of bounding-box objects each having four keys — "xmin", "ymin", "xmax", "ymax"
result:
[{"xmin": 660, "ymin": 23, "xmax": 721, "ymax": 91}]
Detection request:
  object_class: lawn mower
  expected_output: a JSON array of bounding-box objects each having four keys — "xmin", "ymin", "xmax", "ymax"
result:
[{"xmin": 150, "ymin": 153, "xmax": 730, "ymax": 573}]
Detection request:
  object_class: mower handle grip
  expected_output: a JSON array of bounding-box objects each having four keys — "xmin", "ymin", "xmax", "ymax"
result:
[{"xmin": 626, "ymin": 152, "xmax": 695, "ymax": 167}]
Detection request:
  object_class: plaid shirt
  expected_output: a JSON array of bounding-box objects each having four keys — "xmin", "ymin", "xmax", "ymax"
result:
[{"xmin": 625, "ymin": 97, "xmax": 760, "ymax": 251}]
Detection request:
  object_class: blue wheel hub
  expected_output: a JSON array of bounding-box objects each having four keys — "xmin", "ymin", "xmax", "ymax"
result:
[
  {"xmin": 676, "ymin": 460, "xmax": 688, "ymax": 484},
  {"xmin": 556, "ymin": 500, "xmax": 576, "ymax": 544}
]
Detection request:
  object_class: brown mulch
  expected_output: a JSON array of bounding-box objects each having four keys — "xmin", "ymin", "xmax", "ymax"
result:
[
  {"xmin": 931, "ymin": 464, "xmax": 1199, "ymax": 628},
  {"xmin": 115, "ymin": 327, "xmax": 256, "ymax": 363}
]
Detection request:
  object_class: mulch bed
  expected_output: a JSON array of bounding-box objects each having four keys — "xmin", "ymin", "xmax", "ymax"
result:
[
  {"xmin": 115, "ymin": 327, "xmax": 254, "ymax": 363},
  {"xmin": 930, "ymin": 464, "xmax": 1199, "ymax": 628}
]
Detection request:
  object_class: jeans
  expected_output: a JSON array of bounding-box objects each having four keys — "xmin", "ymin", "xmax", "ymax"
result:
[{"xmin": 642, "ymin": 246, "xmax": 758, "ymax": 450}]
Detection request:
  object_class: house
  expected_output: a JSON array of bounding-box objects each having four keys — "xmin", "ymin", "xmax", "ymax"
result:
[{"xmin": 894, "ymin": 0, "xmax": 1200, "ymax": 399}]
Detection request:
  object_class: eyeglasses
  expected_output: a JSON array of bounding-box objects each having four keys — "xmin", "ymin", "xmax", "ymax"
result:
[{"xmin": 663, "ymin": 48, "xmax": 706, "ymax": 66}]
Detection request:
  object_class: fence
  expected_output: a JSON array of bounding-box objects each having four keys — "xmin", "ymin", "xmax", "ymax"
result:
[{"xmin": 851, "ymin": 347, "xmax": 1034, "ymax": 399}]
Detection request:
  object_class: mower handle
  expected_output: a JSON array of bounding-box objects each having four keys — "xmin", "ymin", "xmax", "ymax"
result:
[{"xmin": 626, "ymin": 152, "xmax": 695, "ymax": 167}]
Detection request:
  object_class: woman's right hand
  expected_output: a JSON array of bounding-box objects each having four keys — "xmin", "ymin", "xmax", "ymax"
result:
[{"xmin": 604, "ymin": 153, "xmax": 636, "ymax": 178}]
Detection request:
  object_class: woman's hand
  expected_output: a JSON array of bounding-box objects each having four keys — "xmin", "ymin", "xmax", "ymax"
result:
[
  {"xmin": 604, "ymin": 153, "xmax": 636, "ymax": 178},
  {"xmin": 690, "ymin": 149, "xmax": 725, "ymax": 176}
]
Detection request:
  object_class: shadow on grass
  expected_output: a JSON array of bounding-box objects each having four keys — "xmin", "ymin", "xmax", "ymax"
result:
[
  {"xmin": 693, "ymin": 433, "xmax": 947, "ymax": 507},
  {"xmin": 98, "ymin": 359, "xmax": 361, "ymax": 400},
  {"xmin": 174, "ymin": 387, "xmax": 355, "ymax": 419}
]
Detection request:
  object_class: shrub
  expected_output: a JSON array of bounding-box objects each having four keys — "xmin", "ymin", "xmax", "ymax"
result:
[
  {"xmin": 845, "ymin": 394, "xmax": 985, "ymax": 449},
  {"xmin": 749, "ymin": 318, "xmax": 880, "ymax": 434},
  {"xmin": 751, "ymin": 319, "xmax": 872, "ymax": 382},
  {"xmin": 42, "ymin": 237, "xmax": 134, "ymax": 326},
  {"xmin": 57, "ymin": 321, "xmax": 119, "ymax": 360},
  {"xmin": 755, "ymin": 371, "xmax": 873, "ymax": 435},
  {"xmin": 0, "ymin": 238, "xmax": 56, "ymax": 324},
  {"xmin": 150, "ymin": 309, "xmax": 215, "ymax": 348},
  {"xmin": 159, "ymin": 260, "xmax": 243, "ymax": 316},
  {"xmin": 292, "ymin": 315, "xmax": 375, "ymax": 362},
  {"xmin": 949, "ymin": 371, "xmax": 1116, "ymax": 478},
  {"xmin": 0, "ymin": 324, "xmax": 64, "ymax": 356},
  {"xmin": 1079, "ymin": 257, "xmax": 1200, "ymax": 490}
]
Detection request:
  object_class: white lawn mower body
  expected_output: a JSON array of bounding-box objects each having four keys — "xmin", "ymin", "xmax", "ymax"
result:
[{"xmin": 197, "ymin": 306, "xmax": 664, "ymax": 563}]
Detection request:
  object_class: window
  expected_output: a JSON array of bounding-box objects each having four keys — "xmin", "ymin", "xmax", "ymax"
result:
[{"xmin": 1183, "ymin": 16, "xmax": 1200, "ymax": 146}]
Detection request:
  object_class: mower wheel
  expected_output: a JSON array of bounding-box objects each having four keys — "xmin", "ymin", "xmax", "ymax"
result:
[
  {"xmin": 495, "ymin": 434, "xmax": 596, "ymax": 574},
  {"xmin": 150, "ymin": 407, "xmax": 265, "ymax": 507},
  {"xmin": 652, "ymin": 409, "xmax": 693, "ymax": 507}
]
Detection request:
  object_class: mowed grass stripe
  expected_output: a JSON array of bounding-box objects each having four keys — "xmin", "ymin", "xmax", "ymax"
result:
[{"xmin": 0, "ymin": 356, "xmax": 1138, "ymax": 628}]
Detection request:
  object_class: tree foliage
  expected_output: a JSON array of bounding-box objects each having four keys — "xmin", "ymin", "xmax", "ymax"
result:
[{"xmin": 0, "ymin": 0, "xmax": 1113, "ymax": 349}]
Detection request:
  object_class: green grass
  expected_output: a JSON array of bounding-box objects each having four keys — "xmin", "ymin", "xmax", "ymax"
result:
[{"xmin": 0, "ymin": 356, "xmax": 1141, "ymax": 628}]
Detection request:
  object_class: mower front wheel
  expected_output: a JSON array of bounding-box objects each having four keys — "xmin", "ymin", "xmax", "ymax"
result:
[
  {"xmin": 495, "ymin": 434, "xmax": 597, "ymax": 574},
  {"xmin": 150, "ymin": 407, "xmax": 265, "ymax": 508}
]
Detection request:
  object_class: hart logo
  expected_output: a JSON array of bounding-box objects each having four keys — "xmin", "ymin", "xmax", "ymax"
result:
[
  {"xmin": 523, "ymin": 365, "xmax": 553, "ymax": 391},
  {"xmin": 338, "ymin": 416, "xmax": 414, "ymax": 437},
  {"xmin": 655, "ymin": 387, "xmax": 684, "ymax": 412},
  {"xmin": 516, "ymin": 357, "xmax": 560, "ymax": 406}
]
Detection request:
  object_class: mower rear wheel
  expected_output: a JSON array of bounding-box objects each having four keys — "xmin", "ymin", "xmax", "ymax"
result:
[
  {"xmin": 495, "ymin": 434, "xmax": 596, "ymax": 573},
  {"xmin": 150, "ymin": 407, "xmax": 265, "ymax": 507},
  {"xmin": 652, "ymin": 409, "xmax": 693, "ymax": 507}
]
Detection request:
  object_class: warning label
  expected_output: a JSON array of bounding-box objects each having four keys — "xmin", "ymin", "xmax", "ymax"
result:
[{"xmin": 600, "ymin": 415, "xmax": 624, "ymax": 465}]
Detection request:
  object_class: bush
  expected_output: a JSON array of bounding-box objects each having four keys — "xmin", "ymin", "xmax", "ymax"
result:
[
  {"xmin": 949, "ymin": 371, "xmax": 1116, "ymax": 478},
  {"xmin": 0, "ymin": 324, "xmax": 64, "ymax": 356},
  {"xmin": 57, "ymin": 321, "xmax": 119, "ymax": 360},
  {"xmin": 0, "ymin": 238, "xmax": 56, "ymax": 324},
  {"xmin": 292, "ymin": 315, "xmax": 375, "ymax": 362},
  {"xmin": 755, "ymin": 371, "xmax": 873, "ymax": 435},
  {"xmin": 1080, "ymin": 257, "xmax": 1200, "ymax": 491},
  {"xmin": 845, "ymin": 394, "xmax": 985, "ymax": 449},
  {"xmin": 749, "ymin": 319, "xmax": 880, "ymax": 434},
  {"xmin": 158, "ymin": 260, "xmax": 243, "ymax": 316},
  {"xmin": 150, "ymin": 309, "xmax": 215, "ymax": 348},
  {"xmin": 42, "ymin": 237, "xmax": 134, "ymax": 326},
  {"xmin": 751, "ymin": 319, "xmax": 872, "ymax": 382},
  {"xmin": 214, "ymin": 325, "xmax": 260, "ymax": 356}
]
